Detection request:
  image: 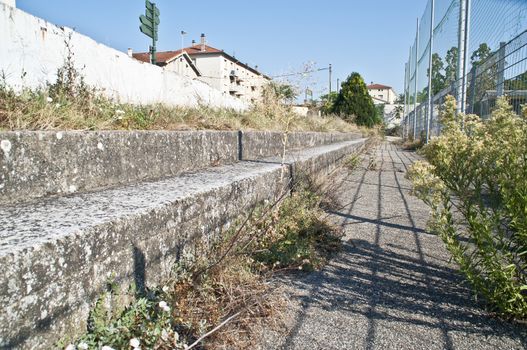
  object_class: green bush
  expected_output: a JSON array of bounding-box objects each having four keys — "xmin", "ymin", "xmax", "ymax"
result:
[{"xmin": 407, "ymin": 95, "xmax": 527, "ymax": 319}]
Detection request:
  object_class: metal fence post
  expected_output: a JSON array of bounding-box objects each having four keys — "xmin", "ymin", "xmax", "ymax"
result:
[
  {"xmin": 413, "ymin": 18, "xmax": 419, "ymax": 140},
  {"xmin": 426, "ymin": 0, "xmax": 435, "ymax": 143},
  {"xmin": 468, "ymin": 66, "xmax": 477, "ymax": 114},
  {"xmin": 401, "ymin": 63, "xmax": 409, "ymax": 140},
  {"xmin": 456, "ymin": 0, "xmax": 468, "ymax": 114},
  {"xmin": 497, "ymin": 42, "xmax": 506, "ymax": 97}
]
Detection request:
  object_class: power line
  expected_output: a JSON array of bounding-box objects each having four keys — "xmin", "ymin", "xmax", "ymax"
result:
[{"xmin": 271, "ymin": 67, "xmax": 330, "ymax": 79}]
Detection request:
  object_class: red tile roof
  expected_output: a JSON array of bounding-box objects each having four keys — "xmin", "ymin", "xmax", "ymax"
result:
[
  {"xmin": 132, "ymin": 44, "xmax": 270, "ymax": 79},
  {"xmin": 367, "ymin": 83, "xmax": 392, "ymax": 90},
  {"xmin": 132, "ymin": 45, "xmax": 223, "ymax": 64}
]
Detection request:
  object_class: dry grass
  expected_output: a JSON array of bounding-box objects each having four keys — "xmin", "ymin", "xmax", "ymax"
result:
[
  {"xmin": 402, "ymin": 138, "xmax": 425, "ymax": 151},
  {"xmin": 0, "ymin": 85, "xmax": 359, "ymax": 133},
  {"xmin": 66, "ymin": 177, "xmax": 343, "ymax": 350}
]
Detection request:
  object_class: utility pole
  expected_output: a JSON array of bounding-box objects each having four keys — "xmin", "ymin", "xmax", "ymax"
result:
[
  {"xmin": 329, "ymin": 64, "xmax": 332, "ymax": 94},
  {"xmin": 337, "ymin": 78, "xmax": 340, "ymax": 93}
]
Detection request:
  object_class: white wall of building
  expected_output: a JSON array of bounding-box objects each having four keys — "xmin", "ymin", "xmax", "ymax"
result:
[
  {"xmin": 369, "ymin": 87, "xmax": 398, "ymax": 104},
  {"xmin": 192, "ymin": 54, "xmax": 269, "ymax": 103},
  {"xmin": 0, "ymin": 4, "xmax": 247, "ymax": 110},
  {"xmin": 192, "ymin": 55, "xmax": 224, "ymax": 93},
  {"xmin": 164, "ymin": 56, "xmax": 199, "ymax": 79}
]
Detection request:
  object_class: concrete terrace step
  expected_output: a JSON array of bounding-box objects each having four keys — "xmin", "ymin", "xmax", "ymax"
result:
[
  {"xmin": 0, "ymin": 137, "xmax": 366, "ymax": 349},
  {"xmin": 0, "ymin": 130, "xmax": 362, "ymax": 205}
]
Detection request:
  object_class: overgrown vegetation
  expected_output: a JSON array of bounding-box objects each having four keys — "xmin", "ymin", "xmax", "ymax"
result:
[
  {"xmin": 0, "ymin": 82, "xmax": 359, "ymax": 133},
  {"xmin": 407, "ymin": 95, "xmax": 527, "ymax": 319},
  {"xmin": 61, "ymin": 178, "xmax": 343, "ymax": 349},
  {"xmin": 402, "ymin": 138, "xmax": 425, "ymax": 151},
  {"xmin": 0, "ymin": 39, "xmax": 357, "ymax": 133}
]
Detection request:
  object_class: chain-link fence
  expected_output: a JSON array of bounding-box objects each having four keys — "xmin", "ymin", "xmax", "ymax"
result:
[{"xmin": 403, "ymin": 0, "xmax": 527, "ymax": 141}]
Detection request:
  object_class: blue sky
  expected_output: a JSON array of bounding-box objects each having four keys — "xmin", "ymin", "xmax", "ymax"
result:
[{"xmin": 17, "ymin": 0, "xmax": 426, "ymax": 98}]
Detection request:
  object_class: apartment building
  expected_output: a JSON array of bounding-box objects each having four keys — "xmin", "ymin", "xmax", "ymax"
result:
[
  {"xmin": 367, "ymin": 83, "xmax": 398, "ymax": 104},
  {"xmin": 133, "ymin": 34, "xmax": 270, "ymax": 103}
]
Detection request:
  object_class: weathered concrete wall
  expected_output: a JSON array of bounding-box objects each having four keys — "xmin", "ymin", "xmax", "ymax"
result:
[
  {"xmin": 0, "ymin": 138, "xmax": 365, "ymax": 349},
  {"xmin": 0, "ymin": 130, "xmax": 363, "ymax": 205},
  {"xmin": 241, "ymin": 131, "xmax": 363, "ymax": 160},
  {"xmin": 0, "ymin": 4, "xmax": 247, "ymax": 110},
  {"xmin": 0, "ymin": 127, "xmax": 366, "ymax": 348},
  {"xmin": 0, "ymin": 162, "xmax": 289, "ymax": 349},
  {"xmin": 0, "ymin": 131, "xmax": 239, "ymax": 205}
]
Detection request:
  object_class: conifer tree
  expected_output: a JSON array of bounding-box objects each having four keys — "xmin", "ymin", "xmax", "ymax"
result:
[{"xmin": 333, "ymin": 72, "xmax": 381, "ymax": 127}]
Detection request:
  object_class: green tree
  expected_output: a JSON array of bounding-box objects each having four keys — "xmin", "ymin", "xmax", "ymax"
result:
[
  {"xmin": 319, "ymin": 91, "xmax": 338, "ymax": 115},
  {"xmin": 471, "ymin": 43, "xmax": 492, "ymax": 67},
  {"xmin": 468, "ymin": 43, "xmax": 496, "ymax": 114},
  {"xmin": 392, "ymin": 105, "xmax": 404, "ymax": 119},
  {"xmin": 505, "ymin": 71, "xmax": 527, "ymax": 90},
  {"xmin": 333, "ymin": 72, "xmax": 381, "ymax": 127},
  {"xmin": 444, "ymin": 46, "xmax": 458, "ymax": 86},
  {"xmin": 428, "ymin": 53, "xmax": 446, "ymax": 95},
  {"xmin": 269, "ymin": 82, "xmax": 297, "ymax": 103}
]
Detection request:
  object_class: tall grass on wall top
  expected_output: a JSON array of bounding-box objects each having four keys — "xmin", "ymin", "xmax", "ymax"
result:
[
  {"xmin": 407, "ymin": 95, "xmax": 527, "ymax": 319},
  {"xmin": 0, "ymin": 36, "xmax": 358, "ymax": 133}
]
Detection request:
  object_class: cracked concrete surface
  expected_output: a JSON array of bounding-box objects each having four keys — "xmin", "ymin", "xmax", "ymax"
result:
[{"xmin": 262, "ymin": 140, "xmax": 527, "ymax": 350}]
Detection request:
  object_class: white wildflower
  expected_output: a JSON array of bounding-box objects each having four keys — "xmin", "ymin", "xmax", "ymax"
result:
[
  {"xmin": 173, "ymin": 331, "xmax": 179, "ymax": 342},
  {"xmin": 161, "ymin": 329, "xmax": 169, "ymax": 341},
  {"xmin": 115, "ymin": 109, "xmax": 125, "ymax": 115},
  {"xmin": 129, "ymin": 338, "xmax": 140, "ymax": 348},
  {"xmin": 158, "ymin": 300, "xmax": 170, "ymax": 312},
  {"xmin": 46, "ymin": 96, "xmax": 53, "ymax": 103},
  {"xmin": 298, "ymin": 266, "xmax": 303, "ymax": 270},
  {"xmin": 55, "ymin": 103, "xmax": 61, "ymax": 108},
  {"xmin": 101, "ymin": 346, "xmax": 115, "ymax": 350},
  {"xmin": 65, "ymin": 344, "xmax": 75, "ymax": 350},
  {"xmin": 162, "ymin": 285, "xmax": 169, "ymax": 293},
  {"xmin": 78, "ymin": 343, "xmax": 88, "ymax": 350}
]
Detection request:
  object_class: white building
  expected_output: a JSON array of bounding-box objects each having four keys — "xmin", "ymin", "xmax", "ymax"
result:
[
  {"xmin": 367, "ymin": 83, "xmax": 398, "ymax": 105},
  {"xmin": 132, "ymin": 50, "xmax": 201, "ymax": 79},
  {"xmin": 134, "ymin": 34, "xmax": 270, "ymax": 103}
]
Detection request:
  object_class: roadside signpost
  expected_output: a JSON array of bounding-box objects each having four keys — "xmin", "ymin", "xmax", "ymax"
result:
[{"xmin": 139, "ymin": 0, "xmax": 160, "ymax": 64}]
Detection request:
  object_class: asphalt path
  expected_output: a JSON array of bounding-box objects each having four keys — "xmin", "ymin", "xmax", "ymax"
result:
[{"xmin": 261, "ymin": 140, "xmax": 527, "ymax": 350}]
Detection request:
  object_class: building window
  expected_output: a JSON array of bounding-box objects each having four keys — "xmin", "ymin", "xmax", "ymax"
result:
[{"xmin": 379, "ymin": 95, "xmax": 384, "ymax": 99}]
